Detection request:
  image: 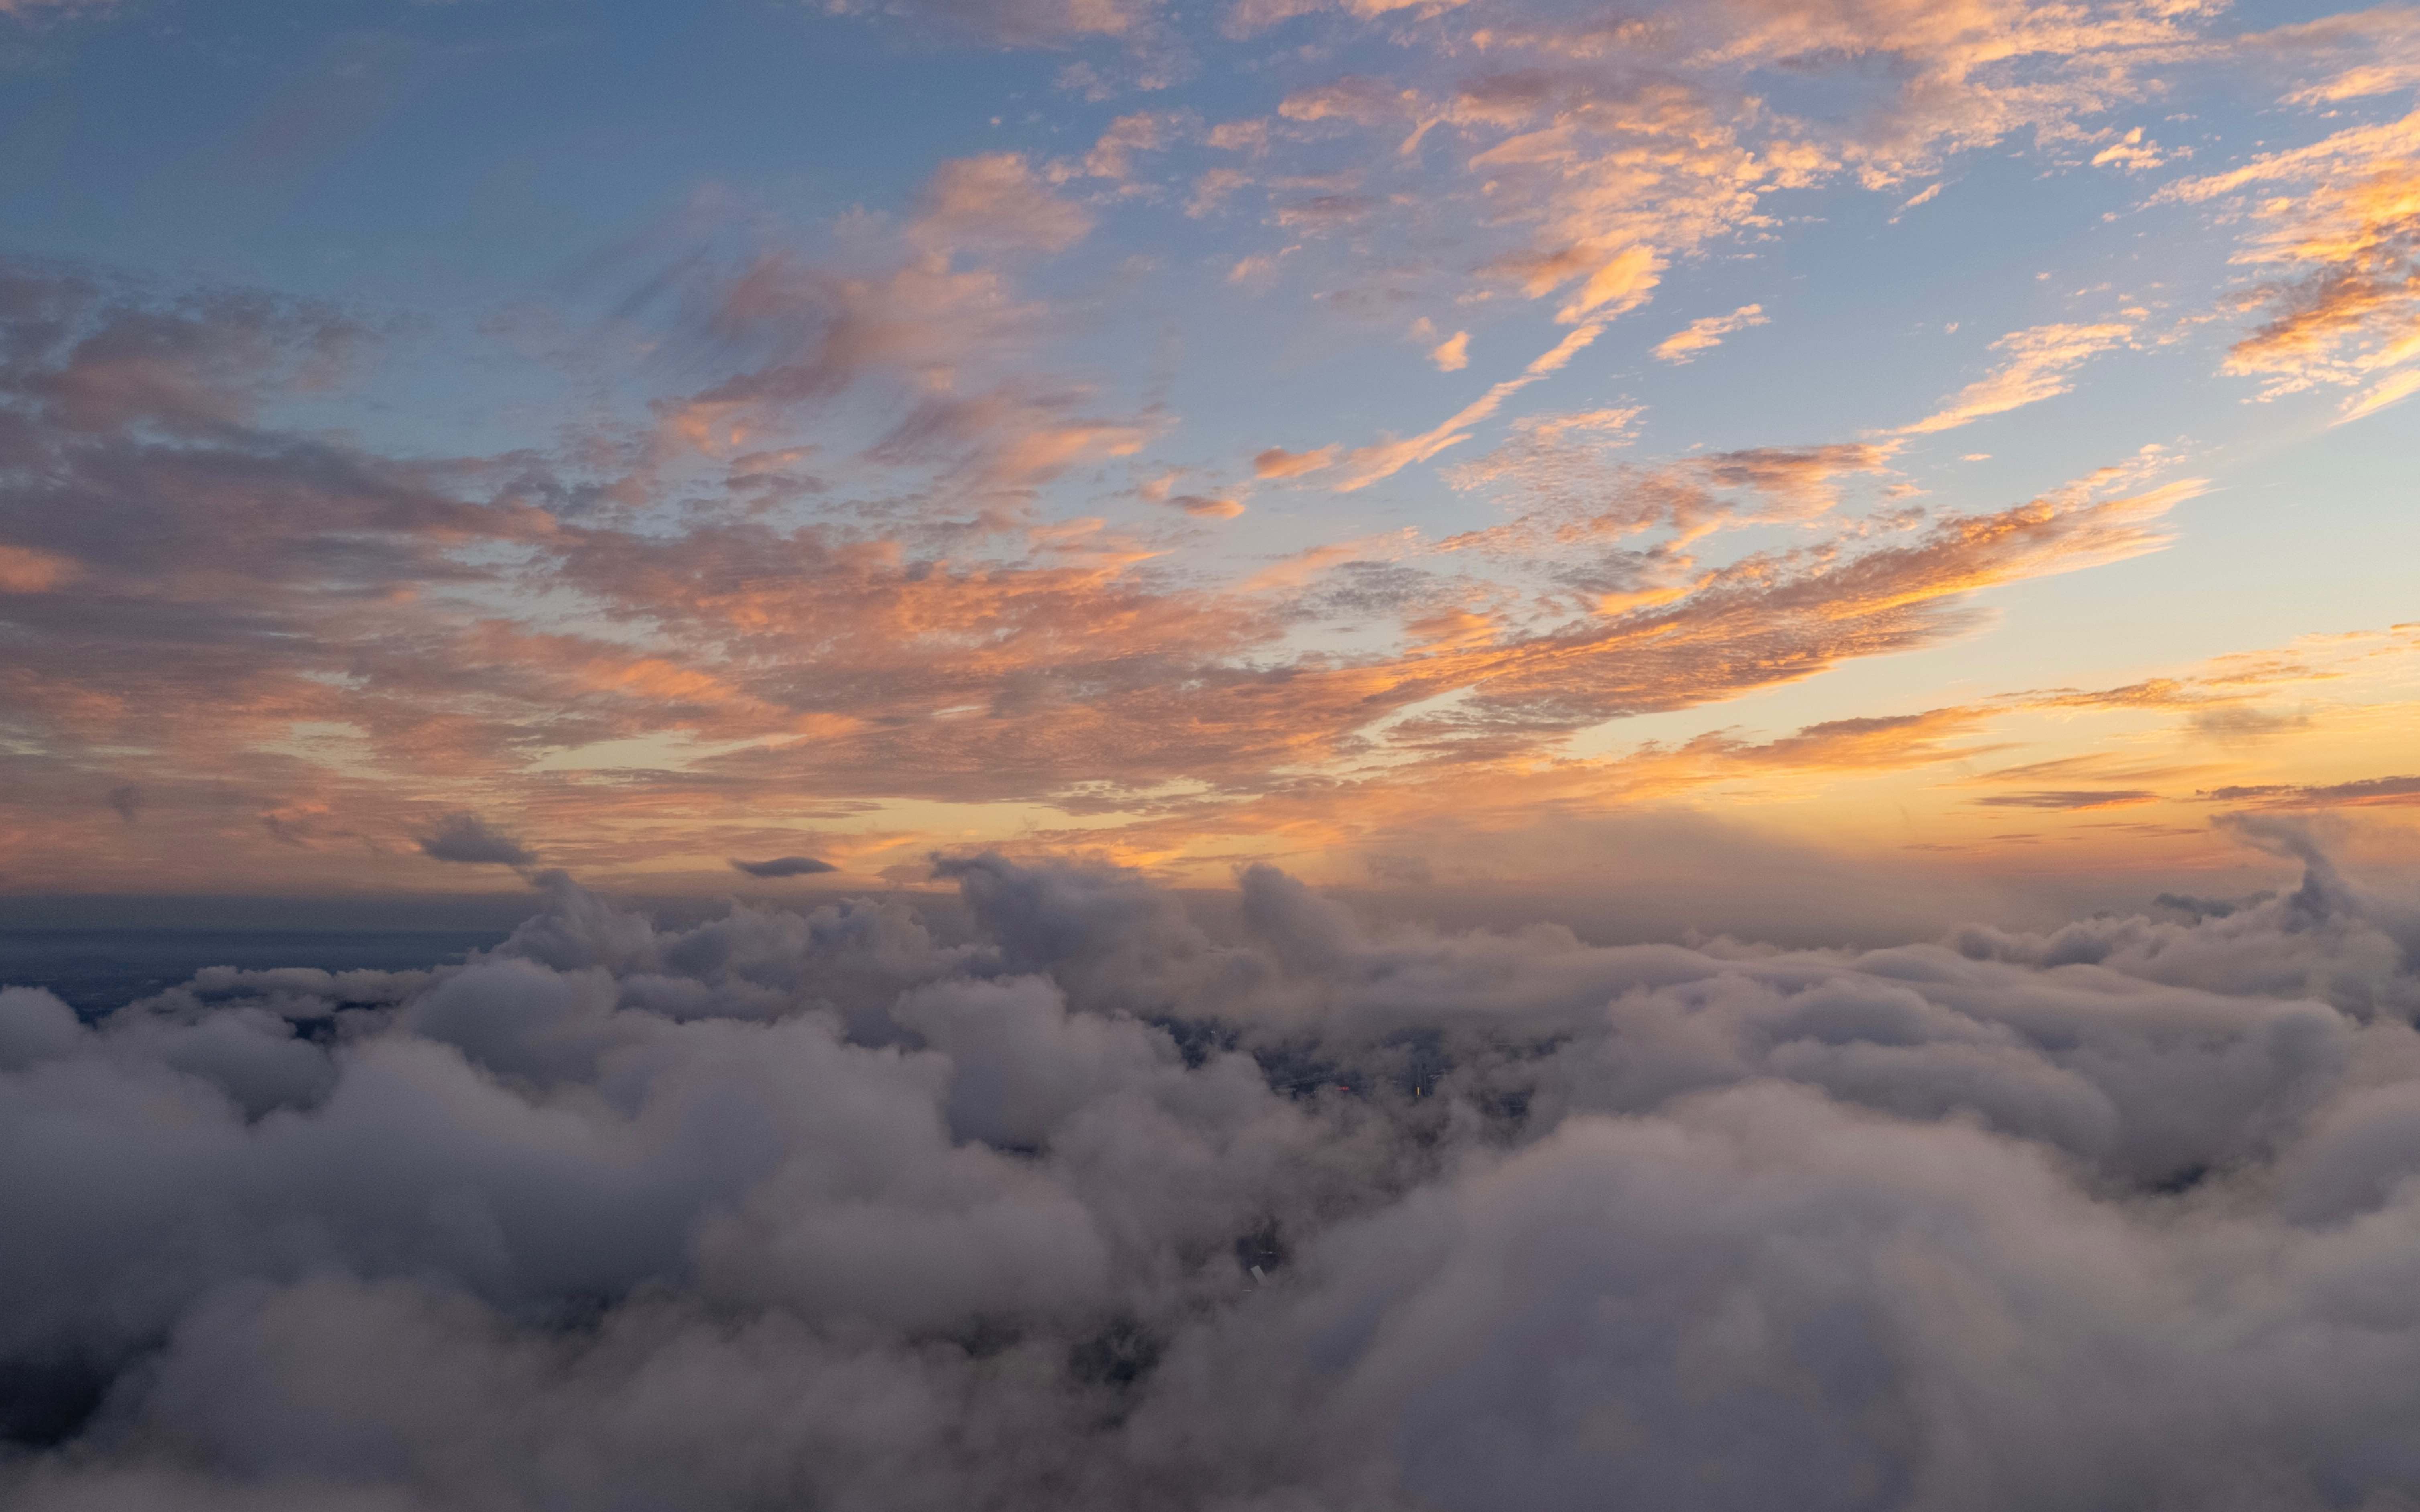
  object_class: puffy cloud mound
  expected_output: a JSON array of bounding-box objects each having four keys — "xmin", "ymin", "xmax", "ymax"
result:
[{"xmin": 3, "ymin": 840, "xmax": 2420, "ymax": 1510}]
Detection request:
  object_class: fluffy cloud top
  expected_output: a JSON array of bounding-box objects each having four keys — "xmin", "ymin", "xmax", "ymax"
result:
[{"xmin": 2, "ymin": 837, "xmax": 2419, "ymax": 1509}]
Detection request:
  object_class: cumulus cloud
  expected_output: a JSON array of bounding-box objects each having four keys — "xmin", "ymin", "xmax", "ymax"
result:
[
  {"xmin": 731, "ymin": 854, "xmax": 841, "ymax": 877},
  {"xmin": 1, "ymin": 837, "xmax": 2418, "ymax": 1508}
]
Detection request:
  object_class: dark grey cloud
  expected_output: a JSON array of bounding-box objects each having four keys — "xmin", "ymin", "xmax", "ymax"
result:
[
  {"xmin": 2187, "ymin": 705, "xmax": 2312, "ymax": 741},
  {"xmin": 729, "ymin": 854, "xmax": 838, "ymax": 878},
  {"xmin": 1973, "ymin": 787, "xmax": 2160, "ymax": 809},
  {"xmin": 2204, "ymin": 774, "xmax": 2420, "ymax": 809},
  {"xmin": 415, "ymin": 813, "xmax": 536, "ymax": 867},
  {"xmin": 0, "ymin": 834, "xmax": 2417, "ymax": 1509}
]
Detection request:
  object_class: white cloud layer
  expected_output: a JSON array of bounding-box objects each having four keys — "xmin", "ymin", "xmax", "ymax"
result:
[{"xmin": 2, "ymin": 831, "xmax": 2419, "ymax": 1508}]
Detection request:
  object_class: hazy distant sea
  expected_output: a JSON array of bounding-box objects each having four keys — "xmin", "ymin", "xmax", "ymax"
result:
[{"xmin": 0, "ymin": 929, "xmax": 508, "ymax": 1017}]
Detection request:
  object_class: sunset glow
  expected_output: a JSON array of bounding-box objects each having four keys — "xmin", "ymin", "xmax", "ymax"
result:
[
  {"xmin": 6, "ymin": 4, "xmax": 2420, "ymax": 1508},
  {"xmin": 2, "ymin": 0, "xmax": 2413, "ymax": 919}
]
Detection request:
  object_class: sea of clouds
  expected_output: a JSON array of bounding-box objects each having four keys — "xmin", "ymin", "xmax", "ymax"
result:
[{"xmin": 5, "ymin": 821, "xmax": 2420, "ymax": 1510}]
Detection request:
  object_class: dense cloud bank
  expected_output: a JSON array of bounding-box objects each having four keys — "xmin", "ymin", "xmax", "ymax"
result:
[{"xmin": 4, "ymin": 840, "xmax": 2420, "ymax": 1510}]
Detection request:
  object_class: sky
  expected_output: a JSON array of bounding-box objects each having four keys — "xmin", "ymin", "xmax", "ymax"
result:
[
  {"xmin": 2, "ymin": 0, "xmax": 2418, "ymax": 921},
  {"xmin": 14, "ymin": 8, "xmax": 2420, "ymax": 1506}
]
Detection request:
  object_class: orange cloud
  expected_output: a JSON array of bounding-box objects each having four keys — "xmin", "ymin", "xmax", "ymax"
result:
[
  {"xmin": 2156, "ymin": 109, "xmax": 2420, "ymax": 421},
  {"xmin": 912, "ymin": 153, "xmax": 1095, "ymax": 256},
  {"xmin": 1324, "ymin": 322, "xmax": 1609, "ymax": 492},
  {"xmin": 0, "ymin": 544, "xmax": 81, "ymax": 593},
  {"xmin": 2245, "ymin": 5, "xmax": 2420, "ymax": 106},
  {"xmin": 1170, "ymin": 494, "xmax": 1247, "ymax": 518},
  {"xmin": 1898, "ymin": 323, "xmax": 2135, "ymax": 434},
  {"xmin": 1443, "ymin": 436, "xmax": 1893, "ymax": 553},
  {"xmin": 2091, "ymin": 126, "xmax": 2175, "ymax": 173},
  {"xmin": 1653, "ymin": 303, "xmax": 1767, "ymax": 363},
  {"xmin": 1252, "ymin": 444, "xmax": 1339, "ymax": 479},
  {"xmin": 829, "ymin": 0, "xmax": 1151, "ymax": 45}
]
